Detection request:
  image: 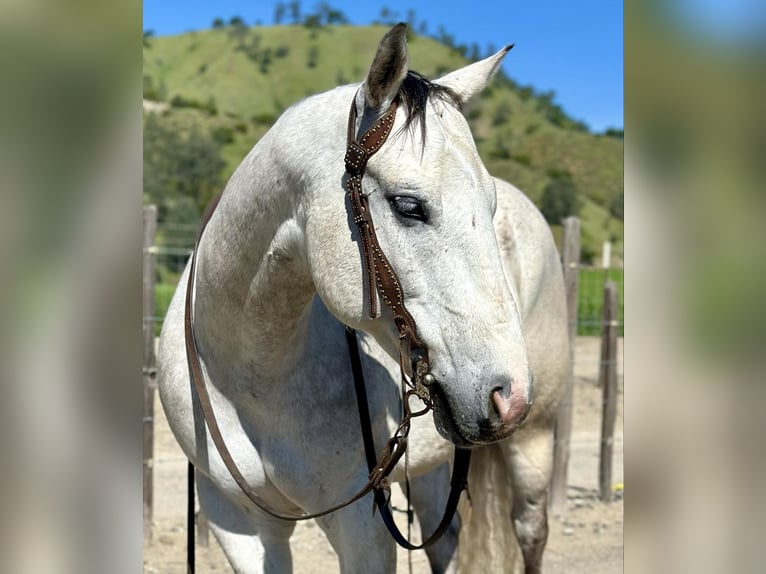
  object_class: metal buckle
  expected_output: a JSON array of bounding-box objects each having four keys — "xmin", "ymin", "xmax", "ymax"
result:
[{"xmin": 411, "ymin": 348, "xmax": 431, "ymax": 401}]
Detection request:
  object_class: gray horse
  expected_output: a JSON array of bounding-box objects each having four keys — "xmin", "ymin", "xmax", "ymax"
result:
[{"xmin": 158, "ymin": 24, "xmax": 567, "ymax": 573}]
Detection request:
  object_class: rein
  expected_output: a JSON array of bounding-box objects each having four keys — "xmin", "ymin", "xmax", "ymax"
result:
[{"xmin": 183, "ymin": 93, "xmax": 470, "ymax": 551}]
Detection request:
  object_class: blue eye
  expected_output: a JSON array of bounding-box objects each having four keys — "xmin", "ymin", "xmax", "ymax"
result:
[{"xmin": 390, "ymin": 196, "xmax": 427, "ymax": 223}]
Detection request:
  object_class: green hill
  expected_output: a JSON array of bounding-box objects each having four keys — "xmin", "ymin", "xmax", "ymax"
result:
[{"xmin": 143, "ymin": 24, "xmax": 623, "ymax": 262}]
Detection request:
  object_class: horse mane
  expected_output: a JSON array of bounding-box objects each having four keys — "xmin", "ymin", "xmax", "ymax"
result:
[{"xmin": 398, "ymin": 71, "xmax": 461, "ymax": 146}]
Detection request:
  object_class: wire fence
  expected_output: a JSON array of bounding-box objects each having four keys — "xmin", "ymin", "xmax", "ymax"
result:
[
  {"xmin": 148, "ymin": 237, "xmax": 625, "ymax": 338},
  {"xmin": 577, "ymin": 267, "xmax": 624, "ymax": 336}
]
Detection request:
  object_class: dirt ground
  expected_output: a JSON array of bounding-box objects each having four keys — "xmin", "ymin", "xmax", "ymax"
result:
[{"xmin": 144, "ymin": 336, "xmax": 623, "ymax": 573}]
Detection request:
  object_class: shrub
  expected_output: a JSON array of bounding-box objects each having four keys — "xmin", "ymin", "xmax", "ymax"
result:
[
  {"xmin": 609, "ymin": 191, "xmax": 624, "ymax": 220},
  {"xmin": 307, "ymin": 46, "xmax": 319, "ymax": 68},
  {"xmin": 143, "ymin": 75, "xmax": 164, "ymax": 101},
  {"xmin": 211, "ymin": 126, "xmax": 235, "ymax": 144},
  {"xmin": 169, "ymin": 95, "xmax": 218, "ymax": 116},
  {"xmin": 514, "ymin": 154, "xmax": 532, "ymax": 167},
  {"xmin": 251, "ymin": 112, "xmax": 278, "ymax": 125},
  {"xmin": 540, "ymin": 174, "xmax": 580, "ymax": 224},
  {"xmin": 466, "ymin": 107, "xmax": 481, "ymax": 121},
  {"xmin": 492, "ymin": 102, "xmax": 511, "ymax": 126}
]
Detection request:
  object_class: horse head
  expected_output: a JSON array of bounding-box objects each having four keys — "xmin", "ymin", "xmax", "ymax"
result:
[{"xmin": 306, "ymin": 24, "xmax": 531, "ymax": 447}]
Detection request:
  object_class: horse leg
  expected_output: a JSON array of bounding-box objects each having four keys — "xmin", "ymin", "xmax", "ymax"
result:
[
  {"xmin": 315, "ymin": 501, "xmax": 397, "ymax": 574},
  {"xmin": 196, "ymin": 471, "xmax": 296, "ymax": 574},
  {"xmin": 408, "ymin": 463, "xmax": 460, "ymax": 574},
  {"xmin": 500, "ymin": 425, "xmax": 555, "ymax": 574}
]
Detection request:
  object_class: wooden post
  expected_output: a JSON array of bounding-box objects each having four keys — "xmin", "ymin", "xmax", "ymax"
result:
[
  {"xmin": 550, "ymin": 217, "xmax": 580, "ymax": 515},
  {"xmin": 599, "ymin": 281, "xmax": 619, "ymax": 501},
  {"xmin": 143, "ymin": 205, "xmax": 158, "ymax": 538},
  {"xmin": 601, "ymin": 240, "xmax": 611, "ymax": 269}
]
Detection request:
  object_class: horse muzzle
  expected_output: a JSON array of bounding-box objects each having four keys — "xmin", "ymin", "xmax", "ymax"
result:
[{"xmin": 429, "ymin": 372, "xmax": 534, "ymax": 447}]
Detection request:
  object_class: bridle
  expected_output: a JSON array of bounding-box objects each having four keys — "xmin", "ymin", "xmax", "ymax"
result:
[
  {"xmin": 344, "ymin": 95, "xmax": 432, "ymax": 400},
  {"xmin": 343, "ymin": 94, "xmax": 471, "ymax": 549},
  {"xmin": 183, "ymin": 92, "xmax": 471, "ymax": 554}
]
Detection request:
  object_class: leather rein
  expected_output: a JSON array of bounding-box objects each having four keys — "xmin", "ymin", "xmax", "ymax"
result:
[{"xmin": 183, "ymin": 93, "xmax": 471, "ymax": 549}]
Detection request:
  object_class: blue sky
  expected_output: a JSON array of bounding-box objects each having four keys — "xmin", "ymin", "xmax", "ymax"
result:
[{"xmin": 144, "ymin": 1, "xmax": 624, "ymax": 132}]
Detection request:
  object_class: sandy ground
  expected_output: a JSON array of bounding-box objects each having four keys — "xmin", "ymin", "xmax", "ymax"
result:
[{"xmin": 144, "ymin": 336, "xmax": 623, "ymax": 573}]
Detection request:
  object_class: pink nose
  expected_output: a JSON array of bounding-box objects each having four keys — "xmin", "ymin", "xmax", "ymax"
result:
[{"xmin": 492, "ymin": 387, "xmax": 529, "ymax": 427}]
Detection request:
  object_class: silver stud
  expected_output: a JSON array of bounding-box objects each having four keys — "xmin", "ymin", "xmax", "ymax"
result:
[{"xmin": 423, "ymin": 373, "xmax": 436, "ymax": 386}]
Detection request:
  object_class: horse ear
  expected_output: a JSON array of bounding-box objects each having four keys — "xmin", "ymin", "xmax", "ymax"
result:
[
  {"xmin": 362, "ymin": 23, "xmax": 409, "ymax": 108},
  {"xmin": 435, "ymin": 45, "xmax": 514, "ymax": 105}
]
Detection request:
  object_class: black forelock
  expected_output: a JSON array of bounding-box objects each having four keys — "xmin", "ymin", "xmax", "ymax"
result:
[{"xmin": 398, "ymin": 71, "xmax": 461, "ymax": 146}]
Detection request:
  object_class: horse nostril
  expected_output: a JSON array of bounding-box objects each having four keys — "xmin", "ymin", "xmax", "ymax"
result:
[
  {"xmin": 490, "ymin": 379, "xmax": 528, "ymax": 426},
  {"xmin": 490, "ymin": 384, "xmax": 509, "ymax": 418}
]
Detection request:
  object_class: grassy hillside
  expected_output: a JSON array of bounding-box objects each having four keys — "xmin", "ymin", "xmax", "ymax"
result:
[{"xmin": 143, "ymin": 24, "xmax": 623, "ymax": 262}]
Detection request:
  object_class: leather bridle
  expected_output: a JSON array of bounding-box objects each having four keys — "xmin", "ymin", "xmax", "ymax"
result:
[
  {"xmin": 183, "ymin": 92, "xmax": 471, "ymax": 551},
  {"xmin": 344, "ymin": 96, "xmax": 432, "ymax": 400}
]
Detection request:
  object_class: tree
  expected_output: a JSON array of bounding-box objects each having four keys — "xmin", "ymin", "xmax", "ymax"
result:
[
  {"xmin": 143, "ymin": 29, "xmax": 154, "ymax": 48},
  {"xmin": 228, "ymin": 17, "xmax": 249, "ymax": 44},
  {"xmin": 307, "ymin": 45, "xmax": 319, "ymax": 68},
  {"xmin": 212, "ymin": 17, "xmax": 224, "ymax": 29},
  {"xmin": 143, "ymin": 75, "xmax": 166, "ymax": 101},
  {"xmin": 540, "ymin": 173, "xmax": 580, "ymax": 224},
  {"xmin": 518, "ymin": 86, "xmax": 534, "ymax": 101},
  {"xmin": 324, "ymin": 6, "xmax": 348, "ymax": 24},
  {"xmin": 143, "ymin": 114, "xmax": 226, "ymax": 221},
  {"xmin": 259, "ymin": 48, "xmax": 273, "ymax": 74},
  {"xmin": 289, "ymin": 1, "xmax": 301, "ymax": 24},
  {"xmin": 492, "ymin": 102, "xmax": 512, "ymax": 126},
  {"xmin": 469, "ymin": 43, "xmax": 481, "ymax": 62},
  {"xmin": 303, "ymin": 14, "xmax": 322, "ymax": 30},
  {"xmin": 274, "ymin": 3, "xmax": 285, "ymax": 24},
  {"xmin": 406, "ymin": 9, "xmax": 417, "ymax": 29},
  {"xmin": 437, "ymin": 26, "xmax": 455, "ymax": 48},
  {"xmin": 609, "ymin": 191, "xmax": 624, "ymax": 220},
  {"xmin": 536, "ymin": 90, "xmax": 556, "ymax": 113},
  {"xmin": 489, "ymin": 134, "xmax": 511, "ymax": 160}
]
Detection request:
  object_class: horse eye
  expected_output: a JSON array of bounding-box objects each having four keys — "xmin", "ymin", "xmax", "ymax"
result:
[{"xmin": 390, "ymin": 196, "xmax": 427, "ymax": 223}]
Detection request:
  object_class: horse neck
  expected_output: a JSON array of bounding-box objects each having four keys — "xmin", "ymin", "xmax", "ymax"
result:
[{"xmin": 192, "ymin": 88, "xmax": 353, "ymax": 386}]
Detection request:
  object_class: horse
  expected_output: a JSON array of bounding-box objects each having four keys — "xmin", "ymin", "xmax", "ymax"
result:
[{"xmin": 157, "ymin": 23, "xmax": 568, "ymax": 574}]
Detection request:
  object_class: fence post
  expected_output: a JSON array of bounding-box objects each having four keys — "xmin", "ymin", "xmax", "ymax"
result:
[
  {"xmin": 143, "ymin": 205, "xmax": 158, "ymax": 539},
  {"xmin": 599, "ymin": 281, "xmax": 619, "ymax": 501},
  {"xmin": 550, "ymin": 216, "xmax": 580, "ymax": 516}
]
